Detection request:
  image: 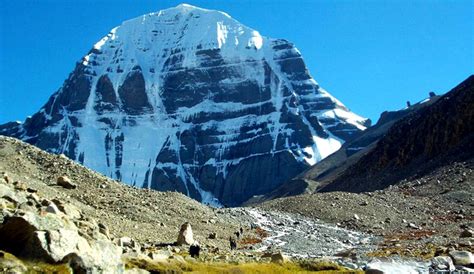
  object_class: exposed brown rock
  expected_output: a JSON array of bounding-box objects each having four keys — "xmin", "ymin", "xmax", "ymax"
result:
[{"xmin": 56, "ymin": 176, "xmax": 77, "ymax": 189}]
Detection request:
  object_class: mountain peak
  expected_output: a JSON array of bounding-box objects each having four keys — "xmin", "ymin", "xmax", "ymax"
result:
[
  {"xmin": 173, "ymin": 3, "xmax": 206, "ymax": 11},
  {"xmin": 0, "ymin": 5, "xmax": 368, "ymax": 206},
  {"xmin": 168, "ymin": 3, "xmax": 232, "ymax": 17},
  {"xmin": 176, "ymin": 3, "xmax": 198, "ymax": 8},
  {"xmin": 84, "ymin": 4, "xmax": 264, "ymax": 68}
]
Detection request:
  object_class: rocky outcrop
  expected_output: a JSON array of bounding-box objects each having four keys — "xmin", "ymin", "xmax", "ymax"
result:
[
  {"xmin": 0, "ymin": 180, "xmax": 123, "ymax": 273},
  {"xmin": 321, "ymin": 75, "xmax": 474, "ymax": 193},
  {"xmin": 0, "ymin": 4, "xmax": 367, "ymax": 206}
]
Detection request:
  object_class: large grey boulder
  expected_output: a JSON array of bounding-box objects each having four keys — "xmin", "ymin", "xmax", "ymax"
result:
[
  {"xmin": 449, "ymin": 250, "xmax": 474, "ymax": 266},
  {"xmin": 431, "ymin": 256, "xmax": 455, "ymax": 271},
  {"xmin": 176, "ymin": 222, "xmax": 194, "ymax": 246},
  {"xmin": 0, "ymin": 184, "xmax": 27, "ymax": 205},
  {"xmin": 0, "ymin": 210, "xmax": 123, "ymax": 273}
]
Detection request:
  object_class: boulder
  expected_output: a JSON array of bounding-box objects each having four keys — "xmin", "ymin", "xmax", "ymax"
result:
[
  {"xmin": 365, "ymin": 269, "xmax": 384, "ymax": 274},
  {"xmin": 0, "ymin": 199, "xmax": 6, "ymax": 209},
  {"xmin": 98, "ymin": 223, "xmax": 111, "ymax": 239},
  {"xmin": 148, "ymin": 250, "xmax": 173, "ymax": 262},
  {"xmin": 176, "ymin": 222, "xmax": 194, "ymax": 245},
  {"xmin": 449, "ymin": 250, "xmax": 474, "ymax": 266},
  {"xmin": 456, "ymin": 266, "xmax": 474, "ymax": 272},
  {"xmin": 458, "ymin": 238, "xmax": 472, "ymax": 247},
  {"xmin": 56, "ymin": 176, "xmax": 77, "ymax": 189},
  {"xmin": 124, "ymin": 267, "xmax": 150, "ymax": 274},
  {"xmin": 13, "ymin": 182, "xmax": 27, "ymax": 191},
  {"xmin": 431, "ymin": 256, "xmax": 455, "ymax": 271},
  {"xmin": 0, "ymin": 184, "xmax": 27, "ymax": 205},
  {"xmin": 270, "ymin": 251, "xmax": 288, "ymax": 264},
  {"xmin": 118, "ymin": 236, "xmax": 140, "ymax": 253},
  {"xmin": 0, "ymin": 210, "xmax": 123, "ymax": 272},
  {"xmin": 26, "ymin": 193, "xmax": 41, "ymax": 205},
  {"xmin": 45, "ymin": 202, "xmax": 62, "ymax": 214},
  {"xmin": 460, "ymin": 229, "xmax": 473, "ymax": 238},
  {"xmin": 2, "ymin": 174, "xmax": 10, "ymax": 184},
  {"xmin": 53, "ymin": 200, "xmax": 82, "ymax": 219},
  {"xmin": 118, "ymin": 237, "xmax": 134, "ymax": 247},
  {"xmin": 208, "ymin": 232, "xmax": 217, "ymax": 239}
]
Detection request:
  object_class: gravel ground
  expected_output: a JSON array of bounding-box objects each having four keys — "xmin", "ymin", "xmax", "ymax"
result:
[
  {"xmin": 1, "ymin": 135, "xmax": 472, "ymax": 273},
  {"xmin": 227, "ymin": 207, "xmax": 377, "ymax": 258},
  {"xmin": 259, "ymin": 160, "xmax": 474, "ymax": 257},
  {"xmin": 0, "ymin": 136, "xmax": 246, "ymax": 252},
  {"xmin": 0, "ymin": 136, "xmax": 382, "ymax": 260}
]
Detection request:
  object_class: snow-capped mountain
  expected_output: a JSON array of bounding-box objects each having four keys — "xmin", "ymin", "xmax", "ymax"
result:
[{"xmin": 0, "ymin": 4, "xmax": 369, "ymax": 206}]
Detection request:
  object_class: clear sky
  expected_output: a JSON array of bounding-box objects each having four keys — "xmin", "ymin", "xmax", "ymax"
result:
[{"xmin": 0, "ymin": 0, "xmax": 472, "ymax": 124}]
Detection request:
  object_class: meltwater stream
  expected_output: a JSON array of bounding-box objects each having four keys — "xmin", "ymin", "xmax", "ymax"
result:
[{"xmin": 235, "ymin": 208, "xmax": 430, "ymax": 274}]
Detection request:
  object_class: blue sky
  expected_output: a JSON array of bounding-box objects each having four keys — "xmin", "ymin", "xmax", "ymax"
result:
[{"xmin": 0, "ymin": 0, "xmax": 472, "ymax": 124}]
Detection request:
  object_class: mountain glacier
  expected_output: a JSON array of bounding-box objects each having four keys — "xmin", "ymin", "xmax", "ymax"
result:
[{"xmin": 0, "ymin": 4, "xmax": 369, "ymax": 206}]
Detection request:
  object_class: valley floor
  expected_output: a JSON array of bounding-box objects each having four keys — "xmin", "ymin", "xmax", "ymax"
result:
[{"xmin": 0, "ymin": 136, "xmax": 473, "ymax": 273}]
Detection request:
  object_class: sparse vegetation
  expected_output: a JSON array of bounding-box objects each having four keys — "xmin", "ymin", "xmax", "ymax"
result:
[
  {"xmin": 239, "ymin": 236, "xmax": 262, "ymax": 245},
  {"xmin": 367, "ymin": 243, "xmax": 437, "ymax": 259},
  {"xmin": 254, "ymin": 227, "xmax": 269, "ymax": 238},
  {"xmin": 0, "ymin": 250, "xmax": 72, "ymax": 274},
  {"xmin": 124, "ymin": 257, "xmax": 363, "ymax": 273},
  {"xmin": 239, "ymin": 226, "xmax": 269, "ymax": 246}
]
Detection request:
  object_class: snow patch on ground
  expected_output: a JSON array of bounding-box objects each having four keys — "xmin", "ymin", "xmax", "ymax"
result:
[{"xmin": 366, "ymin": 258, "xmax": 429, "ymax": 274}]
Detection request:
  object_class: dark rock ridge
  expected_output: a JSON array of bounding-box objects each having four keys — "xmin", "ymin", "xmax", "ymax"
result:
[
  {"xmin": 0, "ymin": 4, "xmax": 368, "ymax": 206},
  {"xmin": 321, "ymin": 75, "xmax": 474, "ymax": 192}
]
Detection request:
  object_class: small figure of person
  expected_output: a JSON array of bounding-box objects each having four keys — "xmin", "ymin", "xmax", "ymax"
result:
[
  {"xmin": 189, "ymin": 242, "xmax": 200, "ymax": 258},
  {"xmin": 229, "ymin": 236, "xmax": 237, "ymax": 250}
]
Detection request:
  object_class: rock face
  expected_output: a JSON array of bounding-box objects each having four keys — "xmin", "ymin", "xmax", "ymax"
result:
[
  {"xmin": 0, "ymin": 182, "xmax": 123, "ymax": 273},
  {"xmin": 0, "ymin": 4, "xmax": 368, "ymax": 206},
  {"xmin": 244, "ymin": 93, "xmax": 441, "ymax": 205},
  {"xmin": 321, "ymin": 75, "xmax": 474, "ymax": 193}
]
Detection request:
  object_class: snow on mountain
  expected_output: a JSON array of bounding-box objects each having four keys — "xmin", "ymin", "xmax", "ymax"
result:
[{"xmin": 0, "ymin": 4, "xmax": 369, "ymax": 206}]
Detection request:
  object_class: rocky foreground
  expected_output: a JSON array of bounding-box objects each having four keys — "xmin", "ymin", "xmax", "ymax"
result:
[
  {"xmin": 260, "ymin": 159, "xmax": 474, "ymax": 272},
  {"xmin": 0, "ymin": 135, "xmax": 371, "ymax": 273},
  {"xmin": 0, "ymin": 135, "xmax": 473, "ymax": 273}
]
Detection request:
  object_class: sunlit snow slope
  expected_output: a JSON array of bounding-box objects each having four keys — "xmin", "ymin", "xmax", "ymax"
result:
[{"xmin": 0, "ymin": 4, "xmax": 369, "ymax": 206}]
